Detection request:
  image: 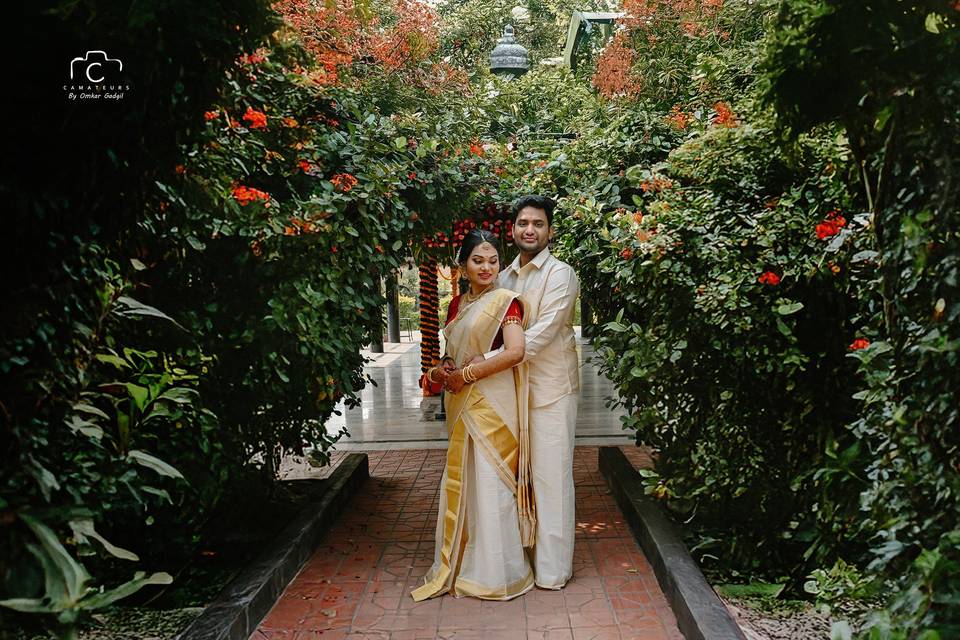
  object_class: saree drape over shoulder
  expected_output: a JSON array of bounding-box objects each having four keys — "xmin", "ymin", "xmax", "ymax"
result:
[{"xmin": 411, "ymin": 288, "xmax": 536, "ymax": 602}]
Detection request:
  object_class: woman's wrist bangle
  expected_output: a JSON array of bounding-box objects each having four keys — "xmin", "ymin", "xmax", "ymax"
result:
[
  {"xmin": 427, "ymin": 367, "xmax": 440, "ymax": 383},
  {"xmin": 463, "ymin": 364, "xmax": 479, "ymax": 384}
]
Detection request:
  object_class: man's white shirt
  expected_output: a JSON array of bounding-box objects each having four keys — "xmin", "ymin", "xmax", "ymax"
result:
[{"xmin": 485, "ymin": 248, "xmax": 580, "ymax": 408}]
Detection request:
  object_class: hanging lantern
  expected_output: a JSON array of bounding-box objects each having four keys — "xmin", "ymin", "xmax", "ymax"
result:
[{"xmin": 489, "ymin": 25, "xmax": 530, "ymax": 77}]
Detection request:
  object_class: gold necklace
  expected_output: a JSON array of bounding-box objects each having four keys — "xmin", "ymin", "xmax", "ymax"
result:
[{"xmin": 464, "ymin": 284, "xmax": 494, "ymax": 303}]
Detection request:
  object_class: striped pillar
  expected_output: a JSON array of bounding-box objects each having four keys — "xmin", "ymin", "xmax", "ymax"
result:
[{"xmin": 419, "ymin": 259, "xmax": 441, "ymax": 395}]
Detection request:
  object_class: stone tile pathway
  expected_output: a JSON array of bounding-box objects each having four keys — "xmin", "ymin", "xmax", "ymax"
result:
[{"xmin": 252, "ymin": 447, "xmax": 682, "ymax": 640}]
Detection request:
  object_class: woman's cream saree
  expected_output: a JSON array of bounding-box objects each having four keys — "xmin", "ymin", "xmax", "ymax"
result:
[{"xmin": 411, "ymin": 288, "xmax": 536, "ymax": 601}]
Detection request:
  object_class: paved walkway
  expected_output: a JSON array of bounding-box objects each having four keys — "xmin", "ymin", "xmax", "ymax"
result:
[
  {"xmin": 258, "ymin": 334, "xmax": 682, "ymax": 639},
  {"xmin": 254, "ymin": 447, "xmax": 681, "ymax": 640}
]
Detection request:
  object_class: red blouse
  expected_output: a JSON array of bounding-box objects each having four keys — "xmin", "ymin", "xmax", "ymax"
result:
[{"xmin": 445, "ymin": 295, "xmax": 523, "ymax": 350}]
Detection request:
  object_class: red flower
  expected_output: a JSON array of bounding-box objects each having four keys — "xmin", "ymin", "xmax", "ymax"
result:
[
  {"xmin": 408, "ymin": 172, "xmax": 417, "ymax": 180},
  {"xmin": 232, "ymin": 185, "xmax": 271, "ymax": 205},
  {"xmin": 330, "ymin": 173, "xmax": 358, "ymax": 192},
  {"xmin": 174, "ymin": 164, "xmax": 186, "ymax": 175},
  {"xmin": 826, "ymin": 210, "xmax": 846, "ymax": 228},
  {"xmin": 758, "ymin": 271, "xmax": 780, "ymax": 286},
  {"xmin": 848, "ymin": 338, "xmax": 870, "ymax": 351},
  {"xmin": 620, "ymin": 247, "xmax": 634, "ymax": 260},
  {"xmin": 816, "ymin": 221, "xmax": 841, "ymax": 240},
  {"xmin": 204, "ymin": 110, "xmax": 219, "ymax": 122},
  {"xmin": 469, "ymin": 141, "xmax": 485, "ymax": 157},
  {"xmin": 242, "ymin": 106, "xmax": 268, "ymax": 129}
]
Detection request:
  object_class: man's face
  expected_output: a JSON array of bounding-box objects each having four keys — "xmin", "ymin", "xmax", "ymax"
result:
[{"xmin": 514, "ymin": 206, "xmax": 552, "ymax": 255}]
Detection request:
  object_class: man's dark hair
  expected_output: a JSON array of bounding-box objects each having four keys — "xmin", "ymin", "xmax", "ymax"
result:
[
  {"xmin": 511, "ymin": 195, "xmax": 556, "ymax": 226},
  {"xmin": 456, "ymin": 229, "xmax": 502, "ymax": 264}
]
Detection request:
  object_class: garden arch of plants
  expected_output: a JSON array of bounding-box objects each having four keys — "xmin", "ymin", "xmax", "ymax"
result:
[{"xmin": 2, "ymin": 1, "xmax": 957, "ymax": 638}]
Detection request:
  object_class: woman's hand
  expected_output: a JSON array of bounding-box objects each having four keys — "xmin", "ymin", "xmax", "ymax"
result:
[
  {"xmin": 445, "ymin": 369, "xmax": 466, "ymax": 394},
  {"xmin": 431, "ymin": 366, "xmax": 450, "ymax": 386}
]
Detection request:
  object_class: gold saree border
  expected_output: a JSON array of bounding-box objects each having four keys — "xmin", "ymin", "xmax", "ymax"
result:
[
  {"xmin": 410, "ymin": 411, "xmax": 469, "ymax": 602},
  {"xmin": 453, "ymin": 568, "xmax": 536, "ymax": 601}
]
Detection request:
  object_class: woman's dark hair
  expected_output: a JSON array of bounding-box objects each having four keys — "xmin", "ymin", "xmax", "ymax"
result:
[
  {"xmin": 511, "ymin": 194, "xmax": 556, "ymax": 226},
  {"xmin": 456, "ymin": 229, "xmax": 501, "ymax": 264}
]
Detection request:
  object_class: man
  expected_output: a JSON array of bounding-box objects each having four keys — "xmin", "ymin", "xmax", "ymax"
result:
[{"xmin": 472, "ymin": 194, "xmax": 581, "ymax": 589}]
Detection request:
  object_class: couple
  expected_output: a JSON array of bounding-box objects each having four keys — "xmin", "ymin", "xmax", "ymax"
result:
[{"xmin": 411, "ymin": 195, "xmax": 581, "ymax": 602}]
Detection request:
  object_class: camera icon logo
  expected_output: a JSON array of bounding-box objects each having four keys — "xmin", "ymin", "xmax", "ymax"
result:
[{"xmin": 70, "ymin": 51, "xmax": 123, "ymax": 83}]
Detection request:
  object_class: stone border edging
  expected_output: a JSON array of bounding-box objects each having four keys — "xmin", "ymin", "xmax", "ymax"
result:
[
  {"xmin": 598, "ymin": 446, "xmax": 746, "ymax": 640},
  {"xmin": 177, "ymin": 452, "xmax": 369, "ymax": 640}
]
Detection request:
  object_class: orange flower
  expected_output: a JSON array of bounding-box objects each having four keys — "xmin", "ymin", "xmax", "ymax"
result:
[
  {"xmin": 283, "ymin": 117, "xmax": 299, "ymax": 128},
  {"xmin": 633, "ymin": 212, "xmax": 644, "ymax": 224},
  {"xmin": 666, "ymin": 105, "xmax": 690, "ymax": 130},
  {"xmin": 232, "ymin": 185, "xmax": 271, "ymax": 205},
  {"xmin": 298, "ymin": 160, "xmax": 315, "ymax": 173},
  {"xmin": 175, "ymin": 164, "xmax": 186, "ymax": 175},
  {"xmin": 204, "ymin": 110, "xmax": 219, "ymax": 122},
  {"xmin": 242, "ymin": 106, "xmax": 268, "ymax": 129},
  {"xmin": 620, "ymin": 247, "xmax": 634, "ymax": 260},
  {"xmin": 848, "ymin": 338, "xmax": 870, "ymax": 351},
  {"xmin": 712, "ymin": 101, "xmax": 737, "ymax": 127},
  {"xmin": 330, "ymin": 172, "xmax": 358, "ymax": 192},
  {"xmin": 469, "ymin": 141, "xmax": 485, "ymax": 157}
]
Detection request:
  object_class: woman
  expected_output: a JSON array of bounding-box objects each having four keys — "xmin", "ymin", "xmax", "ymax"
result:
[{"xmin": 411, "ymin": 229, "xmax": 536, "ymax": 602}]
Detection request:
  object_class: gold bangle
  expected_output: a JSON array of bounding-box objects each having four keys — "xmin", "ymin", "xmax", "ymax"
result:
[
  {"xmin": 463, "ymin": 364, "xmax": 479, "ymax": 384},
  {"xmin": 427, "ymin": 367, "xmax": 440, "ymax": 383}
]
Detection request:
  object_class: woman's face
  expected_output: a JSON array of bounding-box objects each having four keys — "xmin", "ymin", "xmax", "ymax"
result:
[{"xmin": 463, "ymin": 241, "xmax": 500, "ymax": 289}]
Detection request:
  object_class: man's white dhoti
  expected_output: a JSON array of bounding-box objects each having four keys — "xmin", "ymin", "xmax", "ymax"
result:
[
  {"xmin": 487, "ymin": 247, "xmax": 581, "ymax": 589},
  {"xmin": 529, "ymin": 393, "xmax": 578, "ymax": 588}
]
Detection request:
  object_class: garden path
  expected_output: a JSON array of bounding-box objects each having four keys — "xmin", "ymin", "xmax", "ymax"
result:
[{"xmin": 259, "ymin": 334, "xmax": 681, "ymax": 639}]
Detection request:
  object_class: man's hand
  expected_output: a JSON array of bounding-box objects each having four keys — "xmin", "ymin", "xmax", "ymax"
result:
[
  {"xmin": 440, "ymin": 356, "xmax": 457, "ymax": 373},
  {"xmin": 466, "ymin": 355, "xmax": 484, "ymax": 366},
  {"xmin": 445, "ymin": 369, "xmax": 466, "ymax": 394}
]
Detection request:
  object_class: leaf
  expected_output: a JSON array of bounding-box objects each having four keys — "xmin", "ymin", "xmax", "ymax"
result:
[
  {"xmin": 65, "ymin": 415, "xmax": 104, "ymax": 440},
  {"xmin": 127, "ymin": 450, "xmax": 184, "ymax": 480},
  {"xmin": 95, "ymin": 353, "xmax": 131, "ymax": 369},
  {"xmin": 69, "ymin": 520, "xmax": 139, "ymax": 562},
  {"xmin": 20, "ymin": 514, "xmax": 90, "ymax": 604},
  {"xmin": 851, "ymin": 250, "xmax": 878, "ymax": 263},
  {"xmin": 777, "ymin": 302, "xmax": 804, "ymax": 315},
  {"xmin": 28, "ymin": 458, "xmax": 61, "ymax": 501},
  {"xmin": 115, "ymin": 296, "xmax": 185, "ymax": 330},
  {"xmin": 141, "ymin": 486, "xmax": 173, "ymax": 504},
  {"xmin": 155, "ymin": 387, "xmax": 199, "ymax": 405},
  {"xmin": 80, "ymin": 572, "xmax": 173, "ymax": 610},
  {"xmin": 0, "ymin": 597, "xmax": 57, "ymax": 613},
  {"xmin": 124, "ymin": 383, "xmax": 150, "ymax": 411},
  {"xmin": 130, "ymin": 258, "xmax": 147, "ymax": 271},
  {"xmin": 73, "ymin": 403, "xmax": 110, "ymax": 420}
]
